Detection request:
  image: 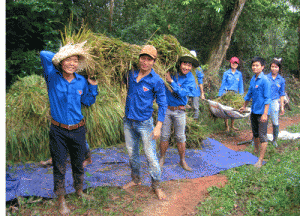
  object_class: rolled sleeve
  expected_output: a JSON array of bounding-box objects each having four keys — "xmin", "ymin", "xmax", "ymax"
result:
[{"xmin": 81, "ymin": 83, "xmax": 98, "ymax": 106}]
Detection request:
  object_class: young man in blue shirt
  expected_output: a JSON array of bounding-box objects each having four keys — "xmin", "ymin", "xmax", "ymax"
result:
[
  {"xmin": 40, "ymin": 42, "xmax": 98, "ymax": 214},
  {"xmin": 122, "ymin": 45, "xmax": 167, "ymax": 200},
  {"xmin": 159, "ymin": 53, "xmax": 199, "ymax": 171},
  {"xmin": 239, "ymin": 57, "xmax": 271, "ymax": 168}
]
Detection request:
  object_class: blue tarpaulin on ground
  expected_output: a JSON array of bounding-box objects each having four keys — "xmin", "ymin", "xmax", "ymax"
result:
[{"xmin": 6, "ymin": 138, "xmax": 258, "ymax": 202}]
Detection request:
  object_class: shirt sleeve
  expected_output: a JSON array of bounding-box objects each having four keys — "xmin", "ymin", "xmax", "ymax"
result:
[
  {"xmin": 196, "ymin": 68, "xmax": 204, "ymax": 84},
  {"xmin": 154, "ymin": 79, "xmax": 167, "ymax": 122},
  {"xmin": 218, "ymin": 72, "xmax": 227, "ymax": 97},
  {"xmin": 170, "ymin": 76, "xmax": 194, "ymax": 98},
  {"xmin": 81, "ymin": 80, "xmax": 98, "ymax": 106},
  {"xmin": 40, "ymin": 50, "xmax": 56, "ymax": 82},
  {"xmin": 239, "ymin": 72, "xmax": 244, "ymax": 95},
  {"xmin": 263, "ymin": 78, "xmax": 272, "ymax": 105},
  {"xmin": 279, "ymin": 78, "xmax": 286, "ymax": 97}
]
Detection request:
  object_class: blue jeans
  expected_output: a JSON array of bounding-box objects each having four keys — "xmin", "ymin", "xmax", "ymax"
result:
[
  {"xmin": 268, "ymin": 99, "xmax": 280, "ymax": 125},
  {"xmin": 123, "ymin": 117, "xmax": 161, "ymax": 188}
]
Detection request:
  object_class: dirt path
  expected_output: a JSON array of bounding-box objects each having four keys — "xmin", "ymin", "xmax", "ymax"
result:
[{"xmin": 130, "ymin": 115, "xmax": 300, "ymax": 216}]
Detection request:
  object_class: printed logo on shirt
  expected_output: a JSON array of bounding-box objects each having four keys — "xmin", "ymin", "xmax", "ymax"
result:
[
  {"xmin": 255, "ymin": 85, "xmax": 259, "ymax": 88},
  {"xmin": 237, "ymin": 78, "xmax": 239, "ymax": 81},
  {"xmin": 143, "ymin": 86, "xmax": 149, "ymax": 92},
  {"xmin": 277, "ymin": 84, "xmax": 281, "ymax": 88},
  {"xmin": 78, "ymin": 90, "xmax": 83, "ymax": 95}
]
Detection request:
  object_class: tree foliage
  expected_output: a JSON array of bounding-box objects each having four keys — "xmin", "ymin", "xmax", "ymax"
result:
[{"xmin": 6, "ymin": 0, "xmax": 300, "ymax": 88}]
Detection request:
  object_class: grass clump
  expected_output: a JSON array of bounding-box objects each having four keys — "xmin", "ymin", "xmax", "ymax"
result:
[{"xmin": 196, "ymin": 123, "xmax": 300, "ymax": 215}]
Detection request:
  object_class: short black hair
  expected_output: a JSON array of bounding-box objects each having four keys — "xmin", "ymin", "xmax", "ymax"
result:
[
  {"xmin": 270, "ymin": 58, "xmax": 282, "ymax": 71},
  {"xmin": 251, "ymin": 56, "xmax": 265, "ymax": 67}
]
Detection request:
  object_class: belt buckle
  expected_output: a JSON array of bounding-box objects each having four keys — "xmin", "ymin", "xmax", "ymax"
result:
[{"xmin": 67, "ymin": 124, "xmax": 75, "ymax": 130}]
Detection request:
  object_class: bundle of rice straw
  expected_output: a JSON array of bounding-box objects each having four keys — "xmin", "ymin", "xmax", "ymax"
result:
[{"xmin": 214, "ymin": 91, "xmax": 245, "ymax": 109}]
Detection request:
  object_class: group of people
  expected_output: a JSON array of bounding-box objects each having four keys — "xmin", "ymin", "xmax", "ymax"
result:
[{"xmin": 40, "ymin": 42, "xmax": 285, "ymax": 214}]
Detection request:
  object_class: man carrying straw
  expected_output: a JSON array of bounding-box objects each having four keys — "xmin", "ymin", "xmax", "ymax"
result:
[
  {"xmin": 159, "ymin": 53, "xmax": 199, "ymax": 171},
  {"xmin": 122, "ymin": 45, "xmax": 167, "ymax": 200},
  {"xmin": 40, "ymin": 41, "xmax": 98, "ymax": 214}
]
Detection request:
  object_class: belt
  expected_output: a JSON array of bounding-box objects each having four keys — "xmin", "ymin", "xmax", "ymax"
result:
[
  {"xmin": 51, "ymin": 118, "xmax": 85, "ymax": 130},
  {"xmin": 168, "ymin": 106, "xmax": 185, "ymax": 111}
]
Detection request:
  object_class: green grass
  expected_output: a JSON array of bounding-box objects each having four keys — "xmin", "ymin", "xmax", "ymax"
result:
[{"xmin": 196, "ymin": 122, "xmax": 300, "ymax": 215}]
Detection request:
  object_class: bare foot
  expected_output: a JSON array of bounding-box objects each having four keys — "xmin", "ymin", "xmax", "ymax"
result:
[
  {"xmin": 122, "ymin": 181, "xmax": 141, "ymax": 190},
  {"xmin": 58, "ymin": 198, "xmax": 70, "ymax": 215},
  {"xmin": 254, "ymin": 160, "xmax": 262, "ymax": 168},
  {"xmin": 154, "ymin": 188, "xmax": 167, "ymax": 200},
  {"xmin": 159, "ymin": 156, "xmax": 165, "ymax": 168},
  {"xmin": 179, "ymin": 160, "xmax": 192, "ymax": 171},
  {"xmin": 83, "ymin": 157, "xmax": 92, "ymax": 168},
  {"xmin": 40, "ymin": 158, "xmax": 53, "ymax": 166}
]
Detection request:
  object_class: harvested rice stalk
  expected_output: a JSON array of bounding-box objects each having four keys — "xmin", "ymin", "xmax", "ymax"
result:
[{"xmin": 214, "ymin": 91, "xmax": 245, "ymax": 109}]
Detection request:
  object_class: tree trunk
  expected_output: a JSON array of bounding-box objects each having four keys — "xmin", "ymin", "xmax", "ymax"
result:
[
  {"xmin": 298, "ymin": 18, "xmax": 300, "ymax": 80},
  {"xmin": 205, "ymin": 0, "xmax": 246, "ymax": 89},
  {"xmin": 109, "ymin": 0, "xmax": 115, "ymax": 32}
]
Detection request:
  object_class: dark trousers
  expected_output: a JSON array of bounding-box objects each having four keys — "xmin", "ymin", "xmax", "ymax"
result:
[
  {"xmin": 250, "ymin": 113, "xmax": 268, "ymax": 143},
  {"xmin": 49, "ymin": 124, "xmax": 87, "ymax": 196}
]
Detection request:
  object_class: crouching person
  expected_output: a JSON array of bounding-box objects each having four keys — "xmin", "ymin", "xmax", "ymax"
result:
[
  {"xmin": 122, "ymin": 45, "xmax": 167, "ymax": 200},
  {"xmin": 40, "ymin": 42, "xmax": 98, "ymax": 215}
]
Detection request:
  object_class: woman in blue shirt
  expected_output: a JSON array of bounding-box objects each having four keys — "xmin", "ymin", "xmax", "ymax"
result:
[
  {"xmin": 267, "ymin": 58, "xmax": 285, "ymax": 147},
  {"xmin": 159, "ymin": 53, "xmax": 199, "ymax": 171},
  {"xmin": 40, "ymin": 42, "xmax": 98, "ymax": 214},
  {"xmin": 219, "ymin": 57, "xmax": 244, "ymax": 131}
]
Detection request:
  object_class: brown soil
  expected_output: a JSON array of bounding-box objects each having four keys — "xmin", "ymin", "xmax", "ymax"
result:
[{"xmin": 124, "ymin": 114, "xmax": 300, "ymax": 216}]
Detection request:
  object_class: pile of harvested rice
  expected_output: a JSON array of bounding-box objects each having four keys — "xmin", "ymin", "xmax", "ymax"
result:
[{"xmin": 215, "ymin": 91, "xmax": 245, "ymax": 109}]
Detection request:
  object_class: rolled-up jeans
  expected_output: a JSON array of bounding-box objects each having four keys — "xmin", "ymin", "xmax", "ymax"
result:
[
  {"xmin": 160, "ymin": 108, "xmax": 186, "ymax": 143},
  {"xmin": 123, "ymin": 117, "xmax": 161, "ymax": 189},
  {"xmin": 268, "ymin": 99, "xmax": 280, "ymax": 125},
  {"xmin": 191, "ymin": 96, "xmax": 200, "ymax": 119}
]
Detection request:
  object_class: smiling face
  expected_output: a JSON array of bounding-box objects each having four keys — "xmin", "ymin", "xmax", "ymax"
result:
[
  {"xmin": 179, "ymin": 61, "xmax": 193, "ymax": 75},
  {"xmin": 139, "ymin": 55, "xmax": 155, "ymax": 73},
  {"xmin": 61, "ymin": 55, "xmax": 79, "ymax": 74},
  {"xmin": 270, "ymin": 63, "xmax": 280, "ymax": 76},
  {"xmin": 252, "ymin": 61, "xmax": 264, "ymax": 76},
  {"xmin": 230, "ymin": 62, "xmax": 238, "ymax": 70}
]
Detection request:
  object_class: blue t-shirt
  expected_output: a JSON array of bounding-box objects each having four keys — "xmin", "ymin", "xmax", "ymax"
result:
[
  {"xmin": 266, "ymin": 73, "xmax": 286, "ymax": 100},
  {"xmin": 40, "ymin": 51, "xmax": 98, "ymax": 125},
  {"xmin": 244, "ymin": 72, "xmax": 271, "ymax": 114},
  {"xmin": 166, "ymin": 71, "xmax": 195, "ymax": 106},
  {"xmin": 219, "ymin": 69, "xmax": 244, "ymax": 96},
  {"xmin": 125, "ymin": 69, "xmax": 167, "ymax": 122}
]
